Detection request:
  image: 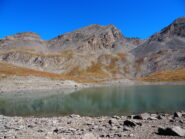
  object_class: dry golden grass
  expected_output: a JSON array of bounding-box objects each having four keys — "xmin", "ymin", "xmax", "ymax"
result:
[
  {"xmin": 0, "ymin": 62, "xmax": 64, "ymax": 80},
  {"xmin": 84, "ymin": 61, "xmax": 109, "ymax": 78},
  {"xmin": 0, "ymin": 62, "xmax": 108, "ymax": 83},
  {"xmin": 65, "ymin": 66, "xmax": 82, "ymax": 76},
  {"xmin": 101, "ymin": 53, "xmax": 112, "ymax": 57},
  {"xmin": 123, "ymin": 64, "xmax": 129, "ymax": 73},
  {"xmin": 97, "ymin": 53, "xmax": 112, "ymax": 62},
  {"xmin": 65, "ymin": 61, "xmax": 109, "ymax": 79},
  {"xmin": 139, "ymin": 69, "xmax": 185, "ymax": 82},
  {"xmin": 134, "ymin": 57, "xmax": 144, "ymax": 73},
  {"xmin": 107, "ymin": 56, "xmax": 120, "ymax": 74},
  {"xmin": 116, "ymin": 52, "xmax": 127, "ymax": 57}
]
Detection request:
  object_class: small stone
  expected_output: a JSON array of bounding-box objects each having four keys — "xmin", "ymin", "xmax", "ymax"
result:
[
  {"xmin": 157, "ymin": 115, "xmax": 165, "ymax": 120},
  {"xmin": 179, "ymin": 120, "xmax": 183, "ymax": 123},
  {"xmin": 52, "ymin": 120, "xmax": 58, "ymax": 124},
  {"xmin": 67, "ymin": 121, "xmax": 72, "ymax": 124},
  {"xmin": 112, "ymin": 116, "xmax": 120, "ymax": 119},
  {"xmin": 127, "ymin": 115, "xmax": 134, "ymax": 119},
  {"xmin": 69, "ymin": 114, "xmax": 81, "ymax": 118},
  {"xmin": 123, "ymin": 127, "xmax": 131, "ymax": 131},
  {"xmin": 128, "ymin": 133, "xmax": 134, "ymax": 137},
  {"xmin": 93, "ymin": 125, "xmax": 98, "ymax": 129},
  {"xmin": 182, "ymin": 112, "xmax": 185, "ymax": 117},
  {"xmin": 150, "ymin": 114, "xmax": 158, "ymax": 117},
  {"xmin": 27, "ymin": 125, "xmax": 34, "ymax": 128},
  {"xmin": 158, "ymin": 126, "xmax": 185, "ymax": 136},
  {"xmin": 38, "ymin": 129, "xmax": 43, "ymax": 132},
  {"xmin": 53, "ymin": 128, "xmax": 59, "ymax": 133},
  {"xmin": 100, "ymin": 134, "xmax": 105, "ymax": 137},
  {"xmin": 133, "ymin": 115, "xmax": 142, "ymax": 119},
  {"xmin": 169, "ymin": 119, "xmax": 175, "ymax": 122},
  {"xmin": 82, "ymin": 133, "xmax": 96, "ymax": 139},
  {"xmin": 148, "ymin": 117, "xmax": 158, "ymax": 120},
  {"xmin": 123, "ymin": 120, "xmax": 137, "ymax": 127},
  {"xmin": 81, "ymin": 129, "xmax": 85, "ymax": 131},
  {"xmin": 108, "ymin": 118, "xmax": 118, "ymax": 126},
  {"xmin": 114, "ymin": 133, "xmax": 122, "ymax": 137},
  {"xmin": 68, "ymin": 128, "xmax": 76, "ymax": 132},
  {"xmin": 111, "ymin": 126, "xmax": 118, "ymax": 131},
  {"xmin": 86, "ymin": 122, "xmax": 93, "ymax": 126},
  {"xmin": 106, "ymin": 134, "xmax": 110, "ymax": 137},
  {"xmin": 47, "ymin": 131, "xmax": 53, "ymax": 135},
  {"xmin": 136, "ymin": 122, "xmax": 142, "ymax": 126}
]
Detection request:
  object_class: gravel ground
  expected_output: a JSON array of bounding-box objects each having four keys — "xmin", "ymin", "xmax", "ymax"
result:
[{"xmin": 0, "ymin": 112, "xmax": 185, "ymax": 139}]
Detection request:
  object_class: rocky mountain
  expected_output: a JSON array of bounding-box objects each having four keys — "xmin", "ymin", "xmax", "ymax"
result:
[
  {"xmin": 47, "ymin": 24, "xmax": 143, "ymax": 53},
  {"xmin": 0, "ymin": 17, "xmax": 185, "ymax": 82},
  {"xmin": 132, "ymin": 17, "xmax": 185, "ymax": 77}
]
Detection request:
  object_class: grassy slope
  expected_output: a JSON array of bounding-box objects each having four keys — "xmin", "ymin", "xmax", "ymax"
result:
[
  {"xmin": 0, "ymin": 62, "xmax": 63, "ymax": 79},
  {"xmin": 0, "ymin": 62, "xmax": 107, "ymax": 83},
  {"xmin": 139, "ymin": 69, "xmax": 185, "ymax": 82}
]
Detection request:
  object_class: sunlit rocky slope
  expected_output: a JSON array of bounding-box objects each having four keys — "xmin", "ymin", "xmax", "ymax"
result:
[{"xmin": 0, "ymin": 17, "xmax": 185, "ymax": 82}]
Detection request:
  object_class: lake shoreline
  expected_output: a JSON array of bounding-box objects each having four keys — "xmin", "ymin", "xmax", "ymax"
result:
[
  {"xmin": 0, "ymin": 76, "xmax": 185, "ymax": 94},
  {"xmin": 1, "ymin": 112, "xmax": 185, "ymax": 138}
]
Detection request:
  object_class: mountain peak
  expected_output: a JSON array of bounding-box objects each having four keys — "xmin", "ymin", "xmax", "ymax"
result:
[
  {"xmin": 173, "ymin": 17, "xmax": 185, "ymax": 24},
  {"xmin": 47, "ymin": 24, "xmax": 125, "ymax": 52}
]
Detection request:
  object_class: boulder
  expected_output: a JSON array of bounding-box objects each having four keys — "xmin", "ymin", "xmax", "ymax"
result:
[
  {"xmin": 133, "ymin": 113, "xmax": 150, "ymax": 120},
  {"xmin": 174, "ymin": 112, "xmax": 182, "ymax": 118},
  {"xmin": 123, "ymin": 120, "xmax": 137, "ymax": 127},
  {"xmin": 158, "ymin": 126, "xmax": 185, "ymax": 136}
]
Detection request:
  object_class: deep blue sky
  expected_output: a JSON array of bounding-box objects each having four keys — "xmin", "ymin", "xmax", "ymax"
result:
[{"xmin": 0, "ymin": 0, "xmax": 184, "ymax": 40}]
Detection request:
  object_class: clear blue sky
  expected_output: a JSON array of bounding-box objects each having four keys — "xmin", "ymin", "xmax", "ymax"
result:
[{"xmin": 0, "ymin": 0, "xmax": 184, "ymax": 40}]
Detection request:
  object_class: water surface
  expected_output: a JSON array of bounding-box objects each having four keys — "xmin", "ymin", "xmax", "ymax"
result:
[{"xmin": 0, "ymin": 85, "xmax": 185, "ymax": 117}]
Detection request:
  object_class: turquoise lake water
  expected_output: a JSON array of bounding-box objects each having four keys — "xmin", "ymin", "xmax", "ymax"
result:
[{"xmin": 0, "ymin": 85, "xmax": 185, "ymax": 117}]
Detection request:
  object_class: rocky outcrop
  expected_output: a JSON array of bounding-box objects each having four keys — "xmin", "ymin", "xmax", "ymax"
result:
[
  {"xmin": 47, "ymin": 24, "xmax": 141, "ymax": 53},
  {"xmin": 0, "ymin": 32, "xmax": 47, "ymax": 53}
]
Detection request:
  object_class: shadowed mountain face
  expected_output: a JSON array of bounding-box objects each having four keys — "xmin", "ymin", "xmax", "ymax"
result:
[{"xmin": 0, "ymin": 17, "xmax": 185, "ymax": 82}]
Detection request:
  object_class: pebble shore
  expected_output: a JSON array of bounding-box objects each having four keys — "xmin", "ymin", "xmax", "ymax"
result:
[{"xmin": 0, "ymin": 112, "xmax": 185, "ymax": 139}]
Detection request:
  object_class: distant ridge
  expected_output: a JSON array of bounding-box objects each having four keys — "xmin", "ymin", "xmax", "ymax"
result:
[{"xmin": 0, "ymin": 17, "xmax": 185, "ymax": 82}]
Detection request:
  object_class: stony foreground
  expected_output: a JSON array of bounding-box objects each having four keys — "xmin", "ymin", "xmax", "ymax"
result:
[{"xmin": 0, "ymin": 112, "xmax": 185, "ymax": 139}]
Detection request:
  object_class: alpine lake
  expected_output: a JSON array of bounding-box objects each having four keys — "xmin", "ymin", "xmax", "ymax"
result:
[{"xmin": 0, "ymin": 85, "xmax": 185, "ymax": 117}]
